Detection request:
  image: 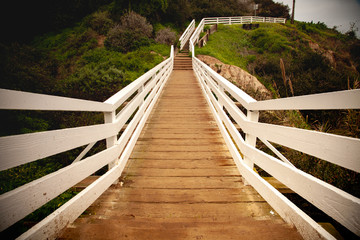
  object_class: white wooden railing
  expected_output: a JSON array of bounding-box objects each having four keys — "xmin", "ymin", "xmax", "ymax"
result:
[
  {"xmin": 189, "ymin": 16, "xmax": 286, "ymax": 54},
  {"xmin": 189, "ymin": 18, "xmax": 360, "ymax": 240},
  {"xmin": 0, "ymin": 46, "xmax": 174, "ymax": 239},
  {"xmin": 179, "ymin": 19, "xmax": 195, "ymax": 50}
]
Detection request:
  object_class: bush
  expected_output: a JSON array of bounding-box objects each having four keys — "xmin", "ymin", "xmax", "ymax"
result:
[
  {"xmin": 155, "ymin": 27, "xmax": 176, "ymax": 45},
  {"xmin": 88, "ymin": 11, "xmax": 113, "ymax": 35},
  {"xmin": 105, "ymin": 25, "xmax": 152, "ymax": 53},
  {"xmin": 120, "ymin": 11, "xmax": 153, "ymax": 38},
  {"xmin": 105, "ymin": 12, "xmax": 153, "ymax": 52}
]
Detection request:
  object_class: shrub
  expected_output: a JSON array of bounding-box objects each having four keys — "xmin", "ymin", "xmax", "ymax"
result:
[
  {"xmin": 120, "ymin": 11, "xmax": 153, "ymax": 38},
  {"xmin": 88, "ymin": 11, "xmax": 113, "ymax": 35},
  {"xmin": 105, "ymin": 25, "xmax": 152, "ymax": 53},
  {"xmin": 155, "ymin": 27, "xmax": 176, "ymax": 45},
  {"xmin": 105, "ymin": 12, "xmax": 153, "ymax": 52}
]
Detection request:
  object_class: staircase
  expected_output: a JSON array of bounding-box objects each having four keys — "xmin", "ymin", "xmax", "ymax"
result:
[
  {"xmin": 2, "ymin": 17, "xmax": 360, "ymax": 240},
  {"xmin": 173, "ymin": 51, "xmax": 192, "ymax": 70},
  {"xmin": 58, "ymin": 61, "xmax": 302, "ymax": 240}
]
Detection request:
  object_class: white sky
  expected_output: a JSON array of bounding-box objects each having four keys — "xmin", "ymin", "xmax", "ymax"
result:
[{"xmin": 273, "ymin": 0, "xmax": 360, "ymax": 34}]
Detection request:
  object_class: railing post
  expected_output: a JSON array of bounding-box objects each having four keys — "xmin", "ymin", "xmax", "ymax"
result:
[
  {"xmin": 104, "ymin": 111, "xmax": 117, "ymax": 170},
  {"xmin": 218, "ymin": 85, "xmax": 225, "ymax": 109},
  {"xmin": 244, "ymin": 109, "xmax": 259, "ymax": 183}
]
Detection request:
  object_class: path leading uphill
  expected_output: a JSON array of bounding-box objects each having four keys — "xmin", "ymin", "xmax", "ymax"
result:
[{"xmin": 58, "ymin": 52, "xmax": 302, "ymax": 239}]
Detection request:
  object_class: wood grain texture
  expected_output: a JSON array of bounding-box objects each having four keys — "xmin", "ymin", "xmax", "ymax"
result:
[{"xmin": 58, "ymin": 59, "xmax": 302, "ymax": 240}]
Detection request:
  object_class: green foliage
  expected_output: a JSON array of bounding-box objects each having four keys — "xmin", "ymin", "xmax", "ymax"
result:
[
  {"xmin": 195, "ymin": 25, "xmax": 254, "ymax": 69},
  {"xmin": 33, "ymin": 26, "xmax": 98, "ymax": 63},
  {"xmin": 87, "ymin": 11, "xmax": 114, "ymax": 35},
  {"xmin": 251, "ymin": 28, "xmax": 291, "ymax": 53},
  {"xmin": 113, "ymin": 0, "xmax": 168, "ymax": 21},
  {"xmin": 57, "ymin": 44, "xmax": 168, "ymax": 101},
  {"xmin": 0, "ymin": 43, "xmax": 58, "ymax": 94},
  {"xmin": 296, "ymin": 21, "xmax": 329, "ymax": 35},
  {"xmin": 0, "ymin": 159, "xmax": 64, "ymax": 194},
  {"xmin": 2, "ymin": 0, "xmax": 113, "ymax": 43}
]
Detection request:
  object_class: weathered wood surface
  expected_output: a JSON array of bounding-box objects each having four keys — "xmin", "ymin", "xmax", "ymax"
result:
[{"xmin": 59, "ymin": 64, "xmax": 302, "ymax": 239}]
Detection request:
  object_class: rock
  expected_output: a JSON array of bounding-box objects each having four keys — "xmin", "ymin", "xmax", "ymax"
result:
[
  {"xmin": 197, "ymin": 55, "xmax": 272, "ymax": 100},
  {"xmin": 308, "ymin": 40, "xmax": 336, "ymax": 67}
]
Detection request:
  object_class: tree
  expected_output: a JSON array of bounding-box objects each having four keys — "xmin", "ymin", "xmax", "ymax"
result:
[{"xmin": 113, "ymin": 0, "xmax": 168, "ymax": 21}]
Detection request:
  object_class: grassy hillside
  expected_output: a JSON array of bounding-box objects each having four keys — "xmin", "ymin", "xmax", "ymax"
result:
[
  {"xmin": 196, "ymin": 22, "xmax": 360, "ymax": 137},
  {"xmin": 196, "ymin": 22, "xmax": 360, "ymax": 199}
]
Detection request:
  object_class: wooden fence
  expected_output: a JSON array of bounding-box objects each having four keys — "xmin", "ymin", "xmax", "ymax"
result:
[
  {"xmin": 0, "ymin": 46, "xmax": 174, "ymax": 239},
  {"xmin": 179, "ymin": 19, "xmax": 195, "ymax": 50},
  {"xmin": 189, "ymin": 19, "xmax": 360, "ymax": 239},
  {"xmin": 189, "ymin": 16, "xmax": 286, "ymax": 54}
]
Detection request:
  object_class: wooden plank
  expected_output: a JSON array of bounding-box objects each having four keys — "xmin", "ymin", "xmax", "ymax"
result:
[
  {"xmin": 58, "ymin": 219, "xmax": 301, "ymax": 240},
  {"xmin": 121, "ymin": 176, "xmax": 243, "ymax": 189},
  {"xmin": 131, "ymin": 151, "xmax": 232, "ymax": 159},
  {"xmin": 0, "ymin": 88, "xmax": 113, "ymax": 112},
  {"xmin": 0, "ymin": 123, "xmax": 117, "ymax": 171},
  {"xmin": 126, "ymin": 159, "xmax": 236, "ymax": 168},
  {"xmin": 123, "ymin": 167, "xmax": 240, "ymax": 177},
  {"xmin": 102, "ymin": 202, "xmax": 276, "ymax": 219},
  {"xmin": 0, "ymin": 145, "xmax": 120, "ymax": 231},
  {"xmin": 244, "ymin": 142, "xmax": 360, "ymax": 235},
  {"xmin": 207, "ymin": 68, "xmax": 360, "ymax": 172},
  {"xmin": 136, "ymin": 138, "xmax": 223, "ymax": 144},
  {"xmin": 196, "ymin": 60, "xmax": 360, "ymax": 236},
  {"xmin": 57, "ymin": 57, "xmax": 303, "ymax": 240},
  {"xmin": 17, "ymin": 153, "xmax": 126, "ymax": 240},
  {"xmin": 18, "ymin": 49, "xmax": 174, "ymax": 240},
  {"xmin": 195, "ymin": 69, "xmax": 334, "ymax": 240},
  {"xmin": 105, "ymin": 58, "xmax": 171, "ymax": 110},
  {"xmin": 104, "ymin": 188, "xmax": 262, "ymax": 203},
  {"xmin": 132, "ymin": 144, "xmax": 228, "ymax": 152}
]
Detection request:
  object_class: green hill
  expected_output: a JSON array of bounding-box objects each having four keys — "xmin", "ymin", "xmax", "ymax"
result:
[{"xmin": 196, "ymin": 22, "xmax": 360, "ymax": 138}]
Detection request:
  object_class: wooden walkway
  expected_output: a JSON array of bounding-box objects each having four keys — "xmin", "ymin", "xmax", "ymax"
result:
[{"xmin": 59, "ymin": 54, "xmax": 302, "ymax": 239}]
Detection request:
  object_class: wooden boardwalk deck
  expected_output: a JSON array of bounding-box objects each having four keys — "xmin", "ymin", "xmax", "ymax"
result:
[{"xmin": 59, "ymin": 54, "xmax": 302, "ymax": 239}]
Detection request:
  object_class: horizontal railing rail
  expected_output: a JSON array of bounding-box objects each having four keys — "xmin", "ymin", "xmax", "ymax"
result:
[
  {"xmin": 203, "ymin": 16, "xmax": 286, "ymax": 25},
  {"xmin": 179, "ymin": 19, "xmax": 195, "ymax": 50},
  {"xmin": 0, "ymin": 46, "xmax": 174, "ymax": 239},
  {"xmin": 189, "ymin": 17, "xmax": 360, "ymax": 240},
  {"xmin": 189, "ymin": 16, "xmax": 286, "ymax": 53}
]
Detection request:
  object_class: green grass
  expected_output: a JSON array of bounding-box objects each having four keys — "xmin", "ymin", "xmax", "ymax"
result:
[
  {"xmin": 195, "ymin": 24, "xmax": 251, "ymax": 69},
  {"xmin": 56, "ymin": 43, "xmax": 169, "ymax": 101}
]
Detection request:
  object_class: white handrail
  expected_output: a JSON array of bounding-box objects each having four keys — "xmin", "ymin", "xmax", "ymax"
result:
[
  {"xmin": 190, "ymin": 17, "xmax": 360, "ymax": 239},
  {"xmin": 0, "ymin": 46, "xmax": 174, "ymax": 237},
  {"xmin": 193, "ymin": 56, "xmax": 360, "ymax": 238},
  {"xmin": 179, "ymin": 19, "xmax": 195, "ymax": 50}
]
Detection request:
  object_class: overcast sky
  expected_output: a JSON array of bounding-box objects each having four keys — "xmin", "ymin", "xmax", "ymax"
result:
[{"xmin": 273, "ymin": 0, "xmax": 360, "ymax": 34}]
